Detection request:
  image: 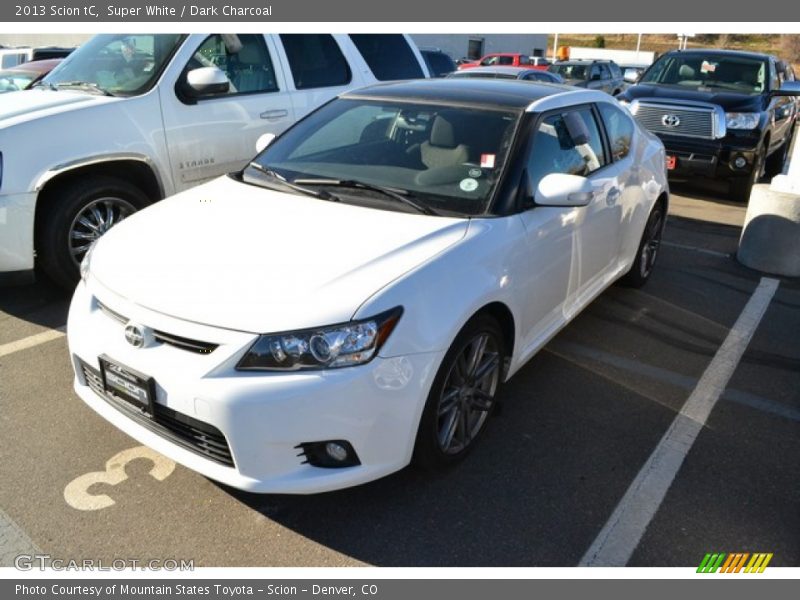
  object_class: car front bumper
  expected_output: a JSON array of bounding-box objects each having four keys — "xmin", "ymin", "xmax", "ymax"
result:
[{"xmin": 67, "ymin": 279, "xmax": 443, "ymax": 494}]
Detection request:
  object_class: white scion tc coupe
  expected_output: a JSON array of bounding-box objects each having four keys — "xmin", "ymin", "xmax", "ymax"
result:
[{"xmin": 68, "ymin": 79, "xmax": 668, "ymax": 494}]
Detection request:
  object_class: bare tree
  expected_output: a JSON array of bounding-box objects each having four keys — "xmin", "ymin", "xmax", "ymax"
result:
[{"xmin": 781, "ymin": 35, "xmax": 800, "ymax": 63}]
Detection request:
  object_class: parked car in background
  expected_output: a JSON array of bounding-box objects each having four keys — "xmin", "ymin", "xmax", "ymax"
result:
[
  {"xmin": 618, "ymin": 49, "xmax": 800, "ymax": 201},
  {"xmin": 0, "ymin": 33, "xmax": 430, "ymax": 288},
  {"xmin": 68, "ymin": 78, "xmax": 668, "ymax": 494},
  {"xmin": 419, "ymin": 48, "xmax": 457, "ymax": 77},
  {"xmin": 0, "ymin": 46, "xmax": 73, "ymax": 68},
  {"xmin": 548, "ymin": 59, "xmax": 625, "ymax": 96},
  {"xmin": 0, "ymin": 58, "xmax": 61, "ymax": 92},
  {"xmin": 448, "ymin": 65, "xmax": 564, "ymax": 84},
  {"xmin": 458, "ymin": 53, "xmax": 547, "ymax": 71}
]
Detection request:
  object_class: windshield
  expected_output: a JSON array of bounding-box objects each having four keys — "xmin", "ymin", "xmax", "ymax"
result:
[
  {"xmin": 247, "ymin": 98, "xmax": 521, "ymax": 216},
  {"xmin": 549, "ymin": 64, "xmax": 588, "ymax": 80},
  {"xmin": 0, "ymin": 70, "xmax": 36, "ymax": 92},
  {"xmin": 640, "ymin": 54, "xmax": 768, "ymax": 95},
  {"xmin": 42, "ymin": 34, "xmax": 185, "ymax": 96}
]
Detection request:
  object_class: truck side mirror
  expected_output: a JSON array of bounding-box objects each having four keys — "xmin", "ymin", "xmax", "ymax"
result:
[{"xmin": 185, "ymin": 67, "xmax": 230, "ymax": 97}]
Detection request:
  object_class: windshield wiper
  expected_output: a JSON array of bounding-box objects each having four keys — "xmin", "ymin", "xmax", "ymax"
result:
[
  {"xmin": 32, "ymin": 81, "xmax": 57, "ymax": 91},
  {"xmin": 54, "ymin": 81, "xmax": 114, "ymax": 96},
  {"xmin": 292, "ymin": 178, "xmax": 440, "ymax": 216},
  {"xmin": 246, "ymin": 163, "xmax": 341, "ymax": 202}
]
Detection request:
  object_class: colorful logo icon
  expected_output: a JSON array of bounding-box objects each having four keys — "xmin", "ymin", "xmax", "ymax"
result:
[{"xmin": 697, "ymin": 552, "xmax": 773, "ymax": 573}]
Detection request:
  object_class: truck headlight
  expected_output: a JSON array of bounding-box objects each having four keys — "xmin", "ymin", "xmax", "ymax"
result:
[
  {"xmin": 79, "ymin": 242, "xmax": 95, "ymax": 283},
  {"xmin": 725, "ymin": 112, "xmax": 760, "ymax": 130},
  {"xmin": 237, "ymin": 307, "xmax": 403, "ymax": 371}
]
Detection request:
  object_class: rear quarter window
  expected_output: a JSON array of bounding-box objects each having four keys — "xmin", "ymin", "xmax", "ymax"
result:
[
  {"xmin": 280, "ymin": 34, "xmax": 351, "ymax": 89},
  {"xmin": 349, "ymin": 34, "xmax": 424, "ymax": 80},
  {"xmin": 598, "ymin": 103, "xmax": 635, "ymax": 161}
]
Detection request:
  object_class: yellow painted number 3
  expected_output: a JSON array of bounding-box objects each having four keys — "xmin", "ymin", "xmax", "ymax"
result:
[{"xmin": 64, "ymin": 446, "xmax": 176, "ymax": 511}]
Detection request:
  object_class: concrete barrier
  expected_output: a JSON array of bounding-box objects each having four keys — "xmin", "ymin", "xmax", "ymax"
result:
[{"xmin": 737, "ymin": 126, "xmax": 800, "ymax": 277}]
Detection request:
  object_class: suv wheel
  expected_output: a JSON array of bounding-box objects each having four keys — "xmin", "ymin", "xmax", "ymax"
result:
[
  {"xmin": 765, "ymin": 125, "xmax": 795, "ymax": 178},
  {"xmin": 38, "ymin": 176, "xmax": 150, "ymax": 289},
  {"xmin": 729, "ymin": 145, "xmax": 766, "ymax": 203}
]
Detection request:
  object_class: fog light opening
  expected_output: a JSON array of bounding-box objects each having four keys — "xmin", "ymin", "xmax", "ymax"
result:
[
  {"xmin": 296, "ymin": 440, "xmax": 361, "ymax": 468},
  {"xmin": 733, "ymin": 155, "xmax": 748, "ymax": 169}
]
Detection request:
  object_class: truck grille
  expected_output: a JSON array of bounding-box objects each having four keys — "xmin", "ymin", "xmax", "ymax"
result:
[
  {"xmin": 632, "ymin": 103, "xmax": 715, "ymax": 139},
  {"xmin": 79, "ymin": 360, "xmax": 234, "ymax": 467}
]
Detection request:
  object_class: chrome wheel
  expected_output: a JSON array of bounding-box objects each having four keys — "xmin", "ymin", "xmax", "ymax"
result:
[
  {"xmin": 639, "ymin": 208, "xmax": 663, "ymax": 279},
  {"xmin": 68, "ymin": 197, "xmax": 136, "ymax": 267},
  {"xmin": 436, "ymin": 332, "xmax": 501, "ymax": 455}
]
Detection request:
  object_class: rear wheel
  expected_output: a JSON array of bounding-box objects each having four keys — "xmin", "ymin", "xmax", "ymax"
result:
[
  {"xmin": 620, "ymin": 202, "xmax": 664, "ymax": 288},
  {"xmin": 37, "ymin": 176, "xmax": 150, "ymax": 289},
  {"xmin": 413, "ymin": 315, "xmax": 505, "ymax": 470}
]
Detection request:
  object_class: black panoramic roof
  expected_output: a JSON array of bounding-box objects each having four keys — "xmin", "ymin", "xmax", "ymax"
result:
[
  {"xmin": 341, "ymin": 78, "xmax": 574, "ymax": 110},
  {"xmin": 664, "ymin": 48, "xmax": 775, "ymax": 61}
]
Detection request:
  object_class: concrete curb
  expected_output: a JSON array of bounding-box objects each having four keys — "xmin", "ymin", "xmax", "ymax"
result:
[{"xmin": 737, "ymin": 184, "xmax": 800, "ymax": 277}]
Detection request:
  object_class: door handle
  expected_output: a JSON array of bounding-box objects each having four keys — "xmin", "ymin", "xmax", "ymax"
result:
[
  {"xmin": 606, "ymin": 186, "xmax": 621, "ymax": 206},
  {"xmin": 260, "ymin": 109, "xmax": 288, "ymax": 120}
]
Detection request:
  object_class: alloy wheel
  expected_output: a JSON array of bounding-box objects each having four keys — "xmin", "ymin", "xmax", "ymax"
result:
[{"xmin": 68, "ymin": 197, "xmax": 136, "ymax": 267}]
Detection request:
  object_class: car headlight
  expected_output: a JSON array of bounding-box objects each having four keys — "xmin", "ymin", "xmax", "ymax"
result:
[
  {"xmin": 725, "ymin": 112, "xmax": 760, "ymax": 130},
  {"xmin": 237, "ymin": 307, "xmax": 403, "ymax": 371}
]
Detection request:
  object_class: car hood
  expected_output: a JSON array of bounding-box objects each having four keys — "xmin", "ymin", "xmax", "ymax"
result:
[
  {"xmin": 90, "ymin": 177, "xmax": 469, "ymax": 333},
  {"xmin": 621, "ymin": 83, "xmax": 763, "ymax": 112},
  {"xmin": 0, "ymin": 88, "xmax": 118, "ymax": 127}
]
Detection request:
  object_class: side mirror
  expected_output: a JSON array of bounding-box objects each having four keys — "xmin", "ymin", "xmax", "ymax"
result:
[
  {"xmin": 255, "ymin": 133, "xmax": 276, "ymax": 154},
  {"xmin": 186, "ymin": 67, "xmax": 230, "ymax": 97},
  {"xmin": 624, "ymin": 69, "xmax": 639, "ymax": 83},
  {"xmin": 772, "ymin": 81, "xmax": 800, "ymax": 97},
  {"xmin": 535, "ymin": 173, "xmax": 594, "ymax": 207},
  {"xmin": 590, "ymin": 73, "xmax": 602, "ymax": 81}
]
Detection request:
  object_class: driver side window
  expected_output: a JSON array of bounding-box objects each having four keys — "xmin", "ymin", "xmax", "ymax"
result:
[
  {"xmin": 186, "ymin": 34, "xmax": 278, "ymax": 96},
  {"xmin": 527, "ymin": 107, "xmax": 607, "ymax": 196}
]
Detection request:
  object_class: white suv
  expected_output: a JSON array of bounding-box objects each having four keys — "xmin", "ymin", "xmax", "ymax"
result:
[{"xmin": 0, "ymin": 33, "xmax": 429, "ymax": 287}]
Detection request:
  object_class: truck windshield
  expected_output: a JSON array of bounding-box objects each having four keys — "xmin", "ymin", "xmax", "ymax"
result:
[
  {"xmin": 41, "ymin": 34, "xmax": 185, "ymax": 96},
  {"xmin": 548, "ymin": 64, "xmax": 588, "ymax": 80},
  {"xmin": 640, "ymin": 54, "xmax": 768, "ymax": 95}
]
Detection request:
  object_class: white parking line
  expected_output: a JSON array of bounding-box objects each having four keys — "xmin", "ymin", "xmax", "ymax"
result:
[
  {"xmin": 579, "ymin": 276, "xmax": 780, "ymax": 567},
  {"xmin": 0, "ymin": 328, "xmax": 66, "ymax": 358},
  {"xmin": 0, "ymin": 506, "xmax": 42, "ymax": 567},
  {"xmin": 661, "ymin": 241, "xmax": 731, "ymax": 258}
]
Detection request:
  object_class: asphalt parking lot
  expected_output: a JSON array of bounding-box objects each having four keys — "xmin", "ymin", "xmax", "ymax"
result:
[{"xmin": 1, "ymin": 183, "xmax": 798, "ymax": 568}]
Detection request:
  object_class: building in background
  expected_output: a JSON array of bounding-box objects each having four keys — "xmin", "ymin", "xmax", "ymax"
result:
[
  {"xmin": 0, "ymin": 34, "xmax": 90, "ymax": 48},
  {"xmin": 411, "ymin": 34, "xmax": 548, "ymax": 61}
]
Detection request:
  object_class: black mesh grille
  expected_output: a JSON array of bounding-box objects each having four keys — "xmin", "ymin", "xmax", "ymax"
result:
[{"xmin": 79, "ymin": 360, "xmax": 234, "ymax": 468}]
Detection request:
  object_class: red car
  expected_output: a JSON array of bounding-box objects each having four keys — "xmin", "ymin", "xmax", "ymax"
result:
[
  {"xmin": 0, "ymin": 58, "xmax": 62, "ymax": 93},
  {"xmin": 458, "ymin": 53, "xmax": 550, "ymax": 71}
]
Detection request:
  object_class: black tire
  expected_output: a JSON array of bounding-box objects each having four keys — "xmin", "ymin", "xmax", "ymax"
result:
[
  {"xmin": 729, "ymin": 145, "xmax": 765, "ymax": 203},
  {"xmin": 413, "ymin": 314, "xmax": 506, "ymax": 471},
  {"xmin": 37, "ymin": 176, "xmax": 150, "ymax": 290},
  {"xmin": 620, "ymin": 201, "xmax": 665, "ymax": 288},
  {"xmin": 765, "ymin": 126, "xmax": 795, "ymax": 179}
]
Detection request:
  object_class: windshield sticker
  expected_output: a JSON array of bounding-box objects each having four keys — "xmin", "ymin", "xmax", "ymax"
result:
[
  {"xmin": 460, "ymin": 178, "xmax": 479, "ymax": 192},
  {"xmin": 480, "ymin": 154, "xmax": 496, "ymax": 169},
  {"xmin": 701, "ymin": 61, "xmax": 717, "ymax": 74},
  {"xmin": 468, "ymin": 168, "xmax": 483, "ymax": 178}
]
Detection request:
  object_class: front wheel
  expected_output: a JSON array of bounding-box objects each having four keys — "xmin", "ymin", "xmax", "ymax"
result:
[
  {"xmin": 37, "ymin": 176, "xmax": 150, "ymax": 289},
  {"xmin": 620, "ymin": 202, "xmax": 665, "ymax": 288},
  {"xmin": 413, "ymin": 315, "xmax": 506, "ymax": 470},
  {"xmin": 729, "ymin": 146, "xmax": 765, "ymax": 203}
]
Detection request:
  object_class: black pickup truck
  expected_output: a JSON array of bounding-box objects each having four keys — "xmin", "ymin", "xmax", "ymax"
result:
[{"xmin": 617, "ymin": 49, "xmax": 800, "ymax": 201}]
